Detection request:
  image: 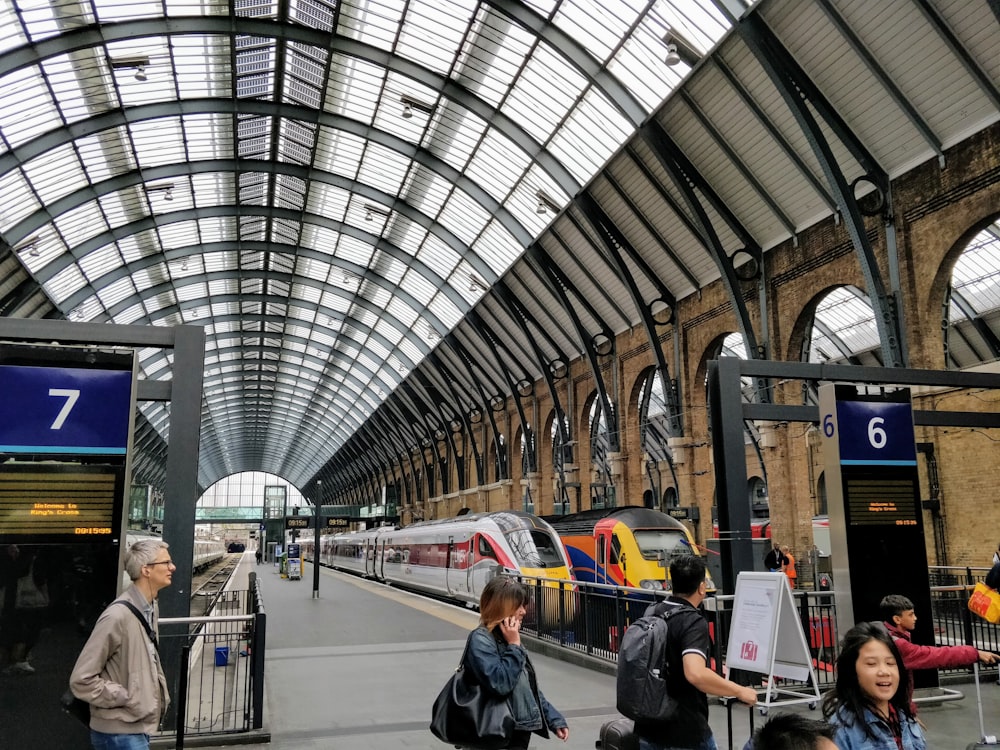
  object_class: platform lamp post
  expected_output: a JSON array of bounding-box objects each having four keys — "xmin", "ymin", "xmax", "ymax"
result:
[{"xmin": 312, "ymin": 480, "xmax": 322, "ymax": 598}]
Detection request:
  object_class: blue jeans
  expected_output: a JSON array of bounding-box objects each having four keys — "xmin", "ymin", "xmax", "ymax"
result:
[
  {"xmin": 639, "ymin": 735, "xmax": 718, "ymax": 750},
  {"xmin": 89, "ymin": 730, "xmax": 150, "ymax": 750}
]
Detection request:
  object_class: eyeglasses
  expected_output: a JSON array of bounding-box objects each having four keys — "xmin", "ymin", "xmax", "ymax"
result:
[{"xmin": 146, "ymin": 560, "xmax": 173, "ymax": 567}]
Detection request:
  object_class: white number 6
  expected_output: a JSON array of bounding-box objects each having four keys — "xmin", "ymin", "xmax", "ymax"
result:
[
  {"xmin": 868, "ymin": 416, "xmax": 887, "ymax": 449},
  {"xmin": 49, "ymin": 388, "xmax": 80, "ymax": 429}
]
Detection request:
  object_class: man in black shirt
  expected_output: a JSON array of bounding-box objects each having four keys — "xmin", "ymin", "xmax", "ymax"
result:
[
  {"xmin": 635, "ymin": 554, "xmax": 757, "ymax": 750},
  {"xmin": 763, "ymin": 543, "xmax": 787, "ymax": 572}
]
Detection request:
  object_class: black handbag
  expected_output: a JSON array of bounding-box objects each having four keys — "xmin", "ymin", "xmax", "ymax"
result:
[
  {"xmin": 60, "ymin": 688, "xmax": 90, "ymax": 726},
  {"xmin": 429, "ymin": 640, "xmax": 514, "ymax": 750}
]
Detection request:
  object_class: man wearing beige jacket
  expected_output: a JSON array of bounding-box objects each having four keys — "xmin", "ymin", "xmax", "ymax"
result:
[{"xmin": 70, "ymin": 539, "xmax": 174, "ymax": 750}]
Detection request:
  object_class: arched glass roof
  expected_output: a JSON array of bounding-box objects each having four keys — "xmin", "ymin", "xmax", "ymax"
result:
[
  {"xmin": 4, "ymin": 0, "xmax": 1000, "ymax": 499},
  {"xmin": 0, "ymin": 0, "xmax": 742, "ymax": 487}
]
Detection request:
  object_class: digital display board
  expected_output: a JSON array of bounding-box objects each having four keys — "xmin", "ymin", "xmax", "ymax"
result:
[
  {"xmin": 844, "ymin": 475, "xmax": 919, "ymax": 527},
  {"xmin": 0, "ymin": 464, "xmax": 124, "ymax": 543}
]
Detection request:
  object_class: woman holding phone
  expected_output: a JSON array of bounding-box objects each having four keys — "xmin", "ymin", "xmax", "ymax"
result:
[{"xmin": 461, "ymin": 576, "xmax": 569, "ymax": 749}]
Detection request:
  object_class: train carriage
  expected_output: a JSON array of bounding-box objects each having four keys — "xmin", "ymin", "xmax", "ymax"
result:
[{"xmin": 317, "ymin": 511, "xmax": 574, "ymax": 614}]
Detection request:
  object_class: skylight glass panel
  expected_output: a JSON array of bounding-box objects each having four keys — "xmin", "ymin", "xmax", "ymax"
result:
[
  {"xmin": 399, "ymin": 266, "xmax": 437, "ymax": 305},
  {"xmin": 554, "ymin": 0, "xmax": 635, "ymax": 63},
  {"xmin": 174, "ymin": 36, "xmax": 230, "ymax": 97},
  {"xmin": 305, "ymin": 183, "xmax": 351, "ymax": 223},
  {"xmin": 425, "ymin": 107, "xmax": 485, "ymax": 172},
  {"xmin": 465, "ymin": 129, "xmax": 530, "ymax": 204},
  {"xmin": 158, "ymin": 220, "xmax": 202, "ymax": 249},
  {"xmin": 75, "ymin": 132, "xmax": 132, "ymax": 182},
  {"xmin": 337, "ymin": 0, "xmax": 399, "ymax": 51},
  {"xmin": 386, "ymin": 297, "xmax": 419, "ymax": 328},
  {"xmin": 0, "ymin": 68, "xmax": 60, "ymax": 149},
  {"xmin": 439, "ymin": 190, "xmax": 490, "ymax": 246},
  {"xmin": 335, "ymin": 234, "xmax": 377, "ymax": 266},
  {"xmin": 22, "ymin": 143, "xmax": 87, "ymax": 204},
  {"xmin": 0, "ymin": 2, "xmax": 25, "ymax": 54},
  {"xmin": 416, "ymin": 235, "xmax": 461, "ymax": 279},
  {"xmin": 0, "ymin": 171, "xmax": 41, "ymax": 231},
  {"xmin": 132, "ymin": 119, "xmax": 189, "ymax": 168},
  {"xmin": 114, "ymin": 302, "xmax": 146, "ymax": 324},
  {"xmin": 96, "ymin": 275, "xmax": 136, "ymax": 308},
  {"xmin": 357, "ymin": 142, "xmax": 409, "ymax": 195},
  {"xmin": 396, "ymin": 0, "xmax": 470, "ymax": 74},
  {"xmin": 401, "ymin": 165, "xmax": 452, "ymax": 217},
  {"xmin": 549, "ymin": 90, "xmax": 631, "ymax": 181},
  {"xmin": 78, "ymin": 242, "xmax": 122, "ymax": 282},
  {"xmin": 56, "ymin": 202, "xmax": 110, "ymax": 248},
  {"xmin": 473, "ymin": 221, "xmax": 521, "ymax": 274},
  {"xmin": 427, "ymin": 290, "xmax": 462, "ymax": 329},
  {"xmin": 505, "ymin": 45, "xmax": 586, "ymax": 143},
  {"xmin": 45, "ymin": 263, "xmax": 88, "ymax": 303},
  {"xmin": 324, "ymin": 54, "xmax": 383, "ymax": 121},
  {"xmin": 457, "ymin": 7, "xmax": 532, "ymax": 109}
]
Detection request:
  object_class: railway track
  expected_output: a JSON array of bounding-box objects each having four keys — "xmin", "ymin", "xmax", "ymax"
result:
[{"xmin": 189, "ymin": 554, "xmax": 241, "ymax": 618}]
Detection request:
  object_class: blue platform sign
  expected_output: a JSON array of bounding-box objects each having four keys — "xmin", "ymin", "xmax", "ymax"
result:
[
  {"xmin": 0, "ymin": 365, "xmax": 133, "ymax": 454},
  {"xmin": 833, "ymin": 398, "xmax": 916, "ymax": 466}
]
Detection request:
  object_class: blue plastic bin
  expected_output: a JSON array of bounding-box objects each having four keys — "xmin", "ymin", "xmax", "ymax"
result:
[{"xmin": 214, "ymin": 646, "xmax": 229, "ymax": 667}]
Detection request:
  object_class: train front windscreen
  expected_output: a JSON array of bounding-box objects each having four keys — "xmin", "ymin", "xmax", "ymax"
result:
[
  {"xmin": 504, "ymin": 528, "xmax": 565, "ymax": 569},
  {"xmin": 633, "ymin": 528, "xmax": 690, "ymax": 560}
]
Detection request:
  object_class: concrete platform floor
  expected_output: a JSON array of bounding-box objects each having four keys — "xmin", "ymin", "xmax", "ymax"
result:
[{"xmin": 214, "ymin": 562, "xmax": 1000, "ymax": 750}]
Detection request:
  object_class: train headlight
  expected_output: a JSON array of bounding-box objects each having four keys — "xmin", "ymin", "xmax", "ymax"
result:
[{"xmin": 639, "ymin": 579, "xmax": 663, "ymax": 590}]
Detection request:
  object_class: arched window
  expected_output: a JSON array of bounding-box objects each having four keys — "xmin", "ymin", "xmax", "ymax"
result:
[
  {"xmin": 590, "ymin": 399, "xmax": 614, "ymax": 508},
  {"xmin": 943, "ymin": 221, "xmax": 1000, "ymax": 369}
]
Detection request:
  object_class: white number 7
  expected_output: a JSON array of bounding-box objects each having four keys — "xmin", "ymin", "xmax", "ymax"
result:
[{"xmin": 49, "ymin": 388, "xmax": 80, "ymax": 429}]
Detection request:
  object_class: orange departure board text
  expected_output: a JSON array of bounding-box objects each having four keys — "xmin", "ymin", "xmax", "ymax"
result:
[{"xmin": 0, "ymin": 467, "xmax": 121, "ymax": 540}]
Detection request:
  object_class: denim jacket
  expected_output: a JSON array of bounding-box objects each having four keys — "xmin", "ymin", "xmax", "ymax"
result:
[
  {"xmin": 462, "ymin": 625, "xmax": 567, "ymax": 736},
  {"xmin": 829, "ymin": 705, "xmax": 926, "ymax": 750}
]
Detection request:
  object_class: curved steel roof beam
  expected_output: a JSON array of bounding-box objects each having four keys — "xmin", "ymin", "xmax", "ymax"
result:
[
  {"xmin": 11, "ymin": 162, "xmax": 497, "ymax": 297},
  {"xmin": 0, "ymin": 18, "xmax": 580, "ymax": 196},
  {"xmin": 737, "ymin": 14, "xmax": 903, "ymax": 367},
  {"xmin": 711, "ymin": 57, "xmax": 836, "ymax": 213},
  {"xmin": 99, "ymin": 279, "xmax": 424, "ymax": 384}
]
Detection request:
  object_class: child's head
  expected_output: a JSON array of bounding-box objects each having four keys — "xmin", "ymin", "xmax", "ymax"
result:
[
  {"xmin": 879, "ymin": 594, "xmax": 916, "ymax": 631},
  {"xmin": 749, "ymin": 713, "xmax": 838, "ymax": 750},
  {"xmin": 825, "ymin": 622, "xmax": 909, "ymax": 720}
]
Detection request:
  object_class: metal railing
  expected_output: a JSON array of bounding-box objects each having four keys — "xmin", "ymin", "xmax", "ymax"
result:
[
  {"xmin": 158, "ymin": 572, "xmax": 266, "ymax": 748},
  {"xmin": 513, "ymin": 566, "xmax": 1000, "ymax": 693}
]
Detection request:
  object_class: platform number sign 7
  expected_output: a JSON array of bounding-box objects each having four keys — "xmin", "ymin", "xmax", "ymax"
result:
[{"xmin": 49, "ymin": 388, "xmax": 80, "ymax": 429}]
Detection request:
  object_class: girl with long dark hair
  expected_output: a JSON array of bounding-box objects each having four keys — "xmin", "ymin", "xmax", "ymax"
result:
[{"xmin": 822, "ymin": 621, "xmax": 926, "ymax": 750}]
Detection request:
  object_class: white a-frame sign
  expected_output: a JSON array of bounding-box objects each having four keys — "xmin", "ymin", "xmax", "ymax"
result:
[{"xmin": 725, "ymin": 572, "xmax": 821, "ymax": 711}]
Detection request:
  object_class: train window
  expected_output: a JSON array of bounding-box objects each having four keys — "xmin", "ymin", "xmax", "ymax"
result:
[
  {"xmin": 479, "ymin": 537, "xmax": 498, "ymax": 559},
  {"xmin": 503, "ymin": 528, "xmax": 565, "ymax": 568},
  {"xmin": 610, "ymin": 534, "xmax": 621, "ymax": 565},
  {"xmin": 633, "ymin": 529, "xmax": 688, "ymax": 559}
]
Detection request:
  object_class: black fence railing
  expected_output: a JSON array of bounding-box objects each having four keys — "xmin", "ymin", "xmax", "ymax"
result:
[
  {"xmin": 513, "ymin": 566, "xmax": 1000, "ymax": 693},
  {"xmin": 158, "ymin": 572, "xmax": 266, "ymax": 747}
]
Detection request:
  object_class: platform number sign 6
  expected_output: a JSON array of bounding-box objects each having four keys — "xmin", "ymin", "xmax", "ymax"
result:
[
  {"xmin": 833, "ymin": 398, "xmax": 917, "ymax": 465},
  {"xmin": 49, "ymin": 388, "xmax": 80, "ymax": 429}
]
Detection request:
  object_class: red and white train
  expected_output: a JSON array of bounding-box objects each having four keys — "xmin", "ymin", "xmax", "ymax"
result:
[{"xmin": 301, "ymin": 510, "xmax": 573, "ymax": 609}]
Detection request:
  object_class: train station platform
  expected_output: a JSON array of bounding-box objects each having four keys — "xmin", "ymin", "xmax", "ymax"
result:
[{"xmin": 224, "ymin": 562, "xmax": 1000, "ymax": 750}]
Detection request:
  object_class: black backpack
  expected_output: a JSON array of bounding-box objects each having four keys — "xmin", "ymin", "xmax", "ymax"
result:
[{"xmin": 616, "ymin": 601, "xmax": 684, "ymax": 722}]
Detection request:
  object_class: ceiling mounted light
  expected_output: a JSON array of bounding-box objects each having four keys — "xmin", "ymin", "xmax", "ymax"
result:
[
  {"xmin": 164, "ymin": 187, "xmax": 173, "ymax": 201},
  {"xmin": 362, "ymin": 203, "xmax": 391, "ymax": 223},
  {"xmin": 134, "ymin": 65, "xmax": 147, "ymax": 81},
  {"xmin": 399, "ymin": 95, "xmax": 435, "ymax": 119},
  {"xmin": 665, "ymin": 43, "xmax": 680, "ymax": 66},
  {"xmin": 535, "ymin": 190, "xmax": 560, "ymax": 216},
  {"xmin": 180, "ymin": 259, "xmax": 189, "ymax": 271}
]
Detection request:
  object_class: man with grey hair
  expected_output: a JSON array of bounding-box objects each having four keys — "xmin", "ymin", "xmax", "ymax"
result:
[{"xmin": 70, "ymin": 538, "xmax": 174, "ymax": 750}]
